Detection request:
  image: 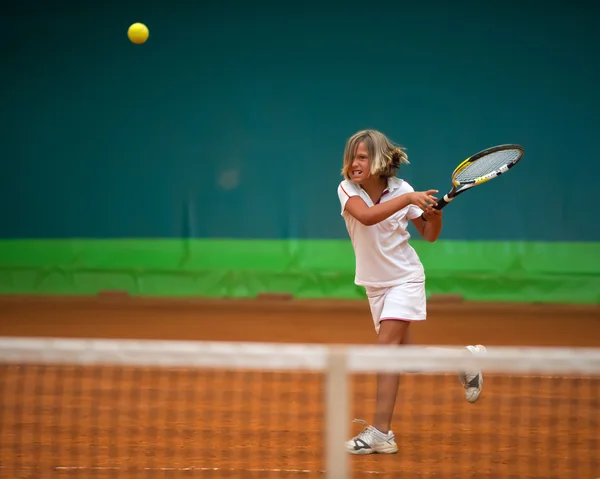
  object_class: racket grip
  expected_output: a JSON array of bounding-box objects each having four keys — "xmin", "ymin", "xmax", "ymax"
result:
[
  {"xmin": 434, "ymin": 195, "xmax": 451, "ymax": 210},
  {"xmin": 420, "ymin": 194, "xmax": 452, "ymax": 221}
]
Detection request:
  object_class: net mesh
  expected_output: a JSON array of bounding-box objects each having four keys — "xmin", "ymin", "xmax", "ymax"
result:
[
  {"xmin": 455, "ymin": 148, "xmax": 521, "ymax": 183},
  {"xmin": 1, "ymin": 337, "xmax": 599, "ymax": 479},
  {"xmin": 2, "ymin": 364, "xmax": 324, "ymax": 478},
  {"xmin": 350, "ymin": 372, "xmax": 599, "ymax": 478}
]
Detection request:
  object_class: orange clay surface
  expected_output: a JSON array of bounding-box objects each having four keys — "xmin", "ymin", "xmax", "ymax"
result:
[{"xmin": 1, "ymin": 295, "xmax": 599, "ymax": 478}]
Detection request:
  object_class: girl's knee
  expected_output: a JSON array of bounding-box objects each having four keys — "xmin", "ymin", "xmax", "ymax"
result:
[
  {"xmin": 377, "ymin": 319, "xmax": 410, "ymax": 345},
  {"xmin": 378, "ymin": 335, "xmax": 402, "ymax": 345}
]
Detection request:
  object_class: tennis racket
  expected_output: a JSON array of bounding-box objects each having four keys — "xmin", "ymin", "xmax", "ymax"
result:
[{"xmin": 427, "ymin": 144, "xmax": 524, "ymax": 213}]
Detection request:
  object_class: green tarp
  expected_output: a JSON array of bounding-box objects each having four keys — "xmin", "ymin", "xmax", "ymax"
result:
[{"xmin": 0, "ymin": 239, "xmax": 598, "ymax": 304}]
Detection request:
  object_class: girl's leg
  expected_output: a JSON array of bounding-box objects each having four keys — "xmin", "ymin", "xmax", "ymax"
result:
[
  {"xmin": 372, "ymin": 319, "xmax": 410, "ymax": 434},
  {"xmin": 371, "ymin": 317, "xmax": 486, "ymax": 435},
  {"xmin": 417, "ymin": 344, "xmax": 487, "ymax": 403},
  {"xmin": 401, "ymin": 323, "xmax": 413, "ymax": 345}
]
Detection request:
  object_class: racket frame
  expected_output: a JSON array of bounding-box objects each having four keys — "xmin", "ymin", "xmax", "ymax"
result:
[{"xmin": 424, "ymin": 144, "xmax": 524, "ymax": 215}]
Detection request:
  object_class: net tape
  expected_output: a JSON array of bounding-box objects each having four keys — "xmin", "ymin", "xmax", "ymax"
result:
[{"xmin": 1, "ymin": 337, "xmax": 600, "ymax": 375}]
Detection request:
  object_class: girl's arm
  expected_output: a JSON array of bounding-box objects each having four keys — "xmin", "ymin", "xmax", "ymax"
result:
[
  {"xmin": 411, "ymin": 209, "xmax": 443, "ymax": 242},
  {"xmin": 345, "ymin": 190, "xmax": 438, "ymax": 226}
]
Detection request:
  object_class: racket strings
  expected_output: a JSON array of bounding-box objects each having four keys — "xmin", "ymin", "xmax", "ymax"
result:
[{"xmin": 455, "ymin": 149, "xmax": 521, "ymax": 183}]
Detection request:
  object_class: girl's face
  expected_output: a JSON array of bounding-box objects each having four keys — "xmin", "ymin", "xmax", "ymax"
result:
[{"xmin": 349, "ymin": 141, "xmax": 370, "ymax": 184}]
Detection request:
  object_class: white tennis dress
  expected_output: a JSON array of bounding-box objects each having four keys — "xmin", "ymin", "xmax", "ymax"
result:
[{"xmin": 337, "ymin": 176, "xmax": 427, "ymax": 333}]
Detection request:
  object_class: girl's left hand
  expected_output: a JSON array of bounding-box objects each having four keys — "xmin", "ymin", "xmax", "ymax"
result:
[{"xmin": 423, "ymin": 206, "xmax": 443, "ymax": 221}]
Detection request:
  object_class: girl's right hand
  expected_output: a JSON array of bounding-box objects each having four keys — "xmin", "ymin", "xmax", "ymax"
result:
[{"xmin": 409, "ymin": 190, "xmax": 439, "ymax": 209}]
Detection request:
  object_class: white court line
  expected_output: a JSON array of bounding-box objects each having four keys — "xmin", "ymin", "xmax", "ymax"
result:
[
  {"xmin": 56, "ymin": 466, "xmax": 319, "ymax": 473},
  {"xmin": 54, "ymin": 466, "xmax": 387, "ymax": 475}
]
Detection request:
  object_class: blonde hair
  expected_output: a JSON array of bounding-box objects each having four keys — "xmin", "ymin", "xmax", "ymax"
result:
[{"xmin": 341, "ymin": 129, "xmax": 409, "ymax": 180}]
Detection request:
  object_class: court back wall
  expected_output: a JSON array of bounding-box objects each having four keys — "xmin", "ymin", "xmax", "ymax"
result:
[{"xmin": 1, "ymin": 1, "xmax": 599, "ymax": 303}]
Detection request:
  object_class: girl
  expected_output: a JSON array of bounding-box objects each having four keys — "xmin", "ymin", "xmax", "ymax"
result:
[{"xmin": 337, "ymin": 129, "xmax": 485, "ymax": 455}]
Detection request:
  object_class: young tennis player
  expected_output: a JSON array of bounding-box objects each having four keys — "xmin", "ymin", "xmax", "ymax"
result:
[{"xmin": 337, "ymin": 129, "xmax": 486, "ymax": 455}]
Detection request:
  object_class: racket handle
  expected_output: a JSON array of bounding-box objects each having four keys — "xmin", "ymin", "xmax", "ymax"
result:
[
  {"xmin": 434, "ymin": 195, "xmax": 452, "ymax": 210},
  {"xmin": 420, "ymin": 194, "xmax": 452, "ymax": 221}
]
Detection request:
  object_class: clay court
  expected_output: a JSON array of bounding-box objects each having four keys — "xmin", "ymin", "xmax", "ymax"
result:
[{"xmin": 1, "ymin": 296, "xmax": 599, "ymax": 478}]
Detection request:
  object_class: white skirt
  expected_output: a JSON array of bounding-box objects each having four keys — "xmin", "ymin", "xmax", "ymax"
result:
[{"xmin": 366, "ymin": 281, "xmax": 427, "ymax": 334}]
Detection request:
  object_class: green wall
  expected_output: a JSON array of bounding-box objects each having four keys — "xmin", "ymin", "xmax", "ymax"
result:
[
  {"xmin": 2, "ymin": 0, "xmax": 599, "ymax": 303},
  {"xmin": 1, "ymin": 240, "xmax": 598, "ymax": 304}
]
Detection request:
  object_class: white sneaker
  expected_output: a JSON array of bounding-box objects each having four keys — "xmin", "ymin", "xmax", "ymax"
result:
[
  {"xmin": 345, "ymin": 419, "xmax": 398, "ymax": 455},
  {"xmin": 458, "ymin": 344, "xmax": 486, "ymax": 403}
]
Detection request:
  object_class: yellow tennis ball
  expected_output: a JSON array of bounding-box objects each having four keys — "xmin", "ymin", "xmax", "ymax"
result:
[{"xmin": 128, "ymin": 23, "xmax": 149, "ymax": 44}]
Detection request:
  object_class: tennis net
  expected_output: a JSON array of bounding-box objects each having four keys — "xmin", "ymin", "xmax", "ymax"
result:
[{"xmin": 0, "ymin": 336, "xmax": 599, "ymax": 478}]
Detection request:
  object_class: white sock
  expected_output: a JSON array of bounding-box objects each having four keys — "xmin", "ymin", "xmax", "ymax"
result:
[{"xmin": 372, "ymin": 427, "xmax": 389, "ymax": 439}]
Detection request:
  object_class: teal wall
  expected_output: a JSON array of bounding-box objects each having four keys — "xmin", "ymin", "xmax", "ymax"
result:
[{"xmin": 2, "ymin": 0, "xmax": 599, "ymax": 241}]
